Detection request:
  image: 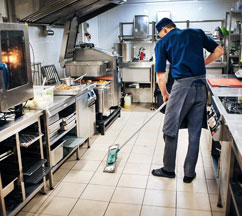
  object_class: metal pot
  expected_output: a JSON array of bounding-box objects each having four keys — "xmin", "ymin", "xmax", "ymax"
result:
[
  {"xmin": 61, "ymin": 74, "xmax": 86, "ymax": 86},
  {"xmin": 62, "ymin": 77, "xmax": 75, "ymax": 86},
  {"xmin": 121, "ymin": 42, "xmax": 134, "ymax": 62}
]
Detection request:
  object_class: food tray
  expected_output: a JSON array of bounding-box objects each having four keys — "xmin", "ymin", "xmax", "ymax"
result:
[
  {"xmin": 62, "ymin": 114, "xmax": 76, "ymax": 125},
  {"xmin": 48, "ymin": 119, "xmax": 62, "ymax": 135},
  {"xmin": 55, "ymin": 84, "xmax": 84, "ymax": 96},
  {"xmin": 62, "ymin": 112, "xmax": 76, "ymax": 123},
  {"xmin": 92, "ymin": 81, "xmax": 111, "ymax": 88},
  {"xmin": 49, "ymin": 130, "xmax": 58, "ymax": 139},
  {"xmin": 48, "ymin": 113, "xmax": 60, "ymax": 126}
]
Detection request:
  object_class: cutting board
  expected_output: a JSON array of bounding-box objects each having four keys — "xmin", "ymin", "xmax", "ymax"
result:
[{"xmin": 207, "ymin": 78, "xmax": 242, "ymax": 87}]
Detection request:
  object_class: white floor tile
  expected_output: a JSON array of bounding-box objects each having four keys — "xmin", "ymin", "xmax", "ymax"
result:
[
  {"xmin": 72, "ymin": 160, "xmax": 101, "ymax": 171},
  {"xmin": 90, "ymin": 172, "xmax": 121, "ymax": 186},
  {"xmin": 177, "ymin": 191, "xmax": 211, "ymax": 211},
  {"xmin": 176, "ymin": 208, "xmax": 212, "ymax": 216},
  {"xmin": 177, "ymin": 177, "xmax": 208, "ymax": 193},
  {"xmin": 63, "ymin": 170, "xmax": 94, "ymax": 184},
  {"xmin": 147, "ymin": 175, "xmax": 176, "ymax": 191},
  {"xmin": 35, "ymin": 196, "xmax": 77, "ymax": 215},
  {"xmin": 141, "ymin": 206, "xmax": 176, "ymax": 216},
  {"xmin": 80, "ymin": 184, "xmax": 115, "ymax": 202},
  {"xmin": 143, "ymin": 189, "xmax": 176, "ymax": 207},
  {"xmin": 123, "ymin": 162, "xmax": 151, "ymax": 176},
  {"xmin": 111, "ymin": 187, "xmax": 145, "ymax": 205},
  {"xmin": 118, "ymin": 174, "xmax": 148, "ymax": 189},
  {"xmin": 105, "ymin": 203, "xmax": 141, "ymax": 216},
  {"xmin": 128, "ymin": 153, "xmax": 153, "ymax": 164},
  {"xmin": 69, "ymin": 200, "xmax": 108, "ymax": 216},
  {"xmin": 51, "ymin": 182, "xmax": 86, "ymax": 198}
]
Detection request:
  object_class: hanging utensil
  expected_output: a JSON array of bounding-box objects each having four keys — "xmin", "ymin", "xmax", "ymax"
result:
[{"xmin": 74, "ymin": 73, "xmax": 87, "ymax": 82}]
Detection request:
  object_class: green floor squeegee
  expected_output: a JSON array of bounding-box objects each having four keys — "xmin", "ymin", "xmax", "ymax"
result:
[{"xmin": 103, "ymin": 102, "xmax": 167, "ymax": 173}]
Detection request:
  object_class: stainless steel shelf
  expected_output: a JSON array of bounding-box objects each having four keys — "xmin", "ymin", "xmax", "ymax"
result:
[
  {"xmin": 63, "ymin": 136, "xmax": 86, "ymax": 149},
  {"xmin": 52, "ymin": 136, "xmax": 86, "ymax": 173},
  {"xmin": 22, "ymin": 158, "xmax": 47, "ymax": 176},
  {"xmin": 24, "ymin": 167, "xmax": 50, "ymax": 185},
  {"xmin": 0, "ymin": 150, "xmax": 13, "ymax": 162},
  {"xmin": 49, "ymin": 123, "xmax": 76, "ymax": 146},
  {"xmin": 52, "ymin": 146, "xmax": 77, "ymax": 173},
  {"xmin": 19, "ymin": 133, "xmax": 44, "ymax": 148}
]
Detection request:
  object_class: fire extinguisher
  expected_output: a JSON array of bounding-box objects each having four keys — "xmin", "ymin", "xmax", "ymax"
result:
[{"xmin": 139, "ymin": 47, "xmax": 146, "ymax": 61}]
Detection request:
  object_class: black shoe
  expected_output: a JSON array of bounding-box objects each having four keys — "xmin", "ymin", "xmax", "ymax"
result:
[
  {"xmin": 183, "ymin": 173, "xmax": 196, "ymax": 183},
  {"xmin": 151, "ymin": 167, "xmax": 175, "ymax": 178}
]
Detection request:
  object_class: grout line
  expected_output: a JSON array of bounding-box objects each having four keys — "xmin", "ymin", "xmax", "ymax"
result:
[
  {"xmin": 103, "ymin": 112, "xmax": 151, "ymax": 216},
  {"xmin": 102, "ymin": 112, "xmax": 139, "ymax": 216},
  {"xmin": 200, "ymin": 137, "xmax": 214, "ymax": 215},
  {"xmin": 67, "ymin": 116, "xmax": 135, "ymax": 216},
  {"xmin": 138, "ymin": 112, "xmax": 165, "ymax": 216}
]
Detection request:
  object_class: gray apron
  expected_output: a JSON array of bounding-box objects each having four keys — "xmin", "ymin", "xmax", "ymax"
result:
[{"xmin": 163, "ymin": 75, "xmax": 207, "ymax": 137}]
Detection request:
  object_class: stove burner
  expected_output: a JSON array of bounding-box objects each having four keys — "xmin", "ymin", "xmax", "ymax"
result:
[{"xmin": 220, "ymin": 97, "xmax": 242, "ymax": 114}]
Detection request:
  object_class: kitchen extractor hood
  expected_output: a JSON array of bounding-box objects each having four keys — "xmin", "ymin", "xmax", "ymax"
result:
[{"xmin": 19, "ymin": 0, "xmax": 126, "ymax": 26}]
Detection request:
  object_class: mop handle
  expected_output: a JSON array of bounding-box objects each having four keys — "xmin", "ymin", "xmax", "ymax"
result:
[{"xmin": 119, "ymin": 102, "xmax": 167, "ymax": 151}]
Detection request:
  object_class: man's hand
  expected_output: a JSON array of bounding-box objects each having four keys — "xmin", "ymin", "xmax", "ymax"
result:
[
  {"xmin": 163, "ymin": 92, "xmax": 170, "ymax": 102},
  {"xmin": 156, "ymin": 72, "xmax": 169, "ymax": 102}
]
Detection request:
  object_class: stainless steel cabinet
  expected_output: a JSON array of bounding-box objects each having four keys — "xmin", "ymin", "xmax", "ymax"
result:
[
  {"xmin": 95, "ymin": 86, "xmax": 112, "ymax": 116},
  {"xmin": 88, "ymin": 101, "xmax": 96, "ymax": 137},
  {"xmin": 76, "ymin": 89, "xmax": 89, "ymax": 139}
]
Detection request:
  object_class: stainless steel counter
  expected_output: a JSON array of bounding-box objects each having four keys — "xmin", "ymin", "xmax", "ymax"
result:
[
  {"xmin": 164, "ymin": 61, "xmax": 227, "ymax": 69},
  {"xmin": 38, "ymin": 85, "xmax": 90, "ymax": 117},
  {"xmin": 0, "ymin": 110, "xmax": 43, "ymax": 142},
  {"xmin": 207, "ymin": 74, "xmax": 242, "ymax": 165}
]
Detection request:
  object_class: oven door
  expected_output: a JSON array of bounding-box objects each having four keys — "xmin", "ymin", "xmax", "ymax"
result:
[{"xmin": 0, "ymin": 23, "xmax": 33, "ymax": 112}]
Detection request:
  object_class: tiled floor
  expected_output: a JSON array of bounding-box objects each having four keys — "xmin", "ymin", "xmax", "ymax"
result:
[{"xmin": 19, "ymin": 107, "xmax": 225, "ymax": 216}]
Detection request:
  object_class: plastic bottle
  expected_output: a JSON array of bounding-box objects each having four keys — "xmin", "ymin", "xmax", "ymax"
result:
[{"xmin": 124, "ymin": 94, "xmax": 131, "ymax": 109}]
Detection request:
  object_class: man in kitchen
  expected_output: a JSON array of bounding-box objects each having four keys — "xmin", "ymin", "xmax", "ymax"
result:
[{"xmin": 152, "ymin": 18, "xmax": 224, "ymax": 183}]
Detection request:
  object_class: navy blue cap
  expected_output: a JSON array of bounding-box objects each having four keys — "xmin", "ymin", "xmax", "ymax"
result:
[{"xmin": 156, "ymin": 18, "xmax": 174, "ymax": 33}]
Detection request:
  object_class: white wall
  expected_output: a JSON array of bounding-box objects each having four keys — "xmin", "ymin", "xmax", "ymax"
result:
[
  {"xmin": 0, "ymin": 0, "xmax": 7, "ymax": 18},
  {"xmin": 27, "ymin": 26, "xmax": 64, "ymax": 77},
  {"xmin": 86, "ymin": 0, "xmax": 237, "ymax": 51}
]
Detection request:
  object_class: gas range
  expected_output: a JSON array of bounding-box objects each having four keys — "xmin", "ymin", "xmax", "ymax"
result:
[{"xmin": 219, "ymin": 97, "xmax": 242, "ymax": 114}]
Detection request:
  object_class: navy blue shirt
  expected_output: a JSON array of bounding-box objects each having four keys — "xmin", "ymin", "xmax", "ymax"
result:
[{"xmin": 155, "ymin": 28, "xmax": 218, "ymax": 79}]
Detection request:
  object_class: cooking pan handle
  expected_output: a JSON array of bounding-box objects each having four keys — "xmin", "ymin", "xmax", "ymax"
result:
[{"xmin": 0, "ymin": 63, "xmax": 8, "ymax": 90}]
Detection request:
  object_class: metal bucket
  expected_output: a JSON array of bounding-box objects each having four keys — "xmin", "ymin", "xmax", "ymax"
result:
[
  {"xmin": 114, "ymin": 43, "xmax": 122, "ymax": 56},
  {"xmin": 121, "ymin": 42, "xmax": 134, "ymax": 62}
]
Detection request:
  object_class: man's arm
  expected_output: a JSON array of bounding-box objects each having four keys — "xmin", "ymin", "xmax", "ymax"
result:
[
  {"xmin": 205, "ymin": 45, "xmax": 224, "ymax": 65},
  {"xmin": 156, "ymin": 72, "xmax": 169, "ymax": 102}
]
